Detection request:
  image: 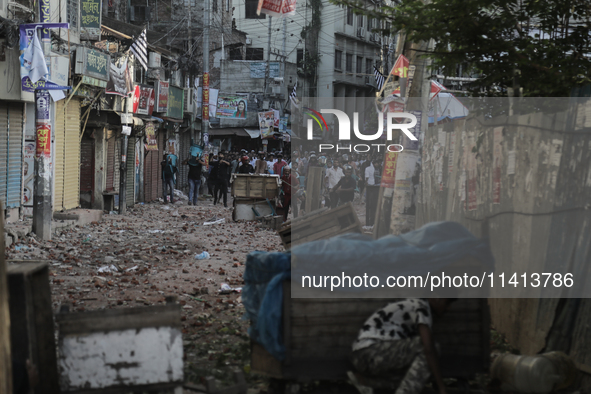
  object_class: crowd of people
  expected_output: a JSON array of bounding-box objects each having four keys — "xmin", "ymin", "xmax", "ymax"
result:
[{"xmin": 161, "ymin": 148, "xmax": 384, "ymax": 221}]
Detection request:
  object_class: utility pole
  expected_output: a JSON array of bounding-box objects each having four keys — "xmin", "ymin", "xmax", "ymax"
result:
[
  {"xmin": 33, "ymin": 14, "xmax": 52, "ymax": 240},
  {"xmin": 118, "ymin": 97, "xmax": 130, "ymax": 215},
  {"xmin": 202, "ymin": 0, "xmax": 210, "ymax": 154},
  {"xmin": 263, "ymin": 16, "xmax": 273, "ymax": 97}
]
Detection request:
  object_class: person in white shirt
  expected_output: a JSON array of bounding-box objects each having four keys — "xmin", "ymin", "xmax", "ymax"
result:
[
  {"xmin": 325, "ymin": 159, "xmax": 344, "ymax": 189},
  {"xmin": 365, "ymin": 160, "xmax": 377, "ymax": 186}
]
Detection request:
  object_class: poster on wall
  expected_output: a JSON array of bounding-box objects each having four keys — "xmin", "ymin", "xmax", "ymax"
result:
[
  {"xmin": 23, "ymin": 141, "xmax": 35, "ymax": 207},
  {"xmin": 258, "ymin": 111, "xmax": 275, "ymax": 139},
  {"xmin": 155, "ymin": 80, "xmax": 169, "ymax": 112},
  {"xmin": 380, "ymin": 151, "xmax": 398, "ymax": 188},
  {"xmin": 215, "ymin": 96, "xmax": 248, "ymax": 118},
  {"xmin": 106, "ymin": 56, "xmax": 134, "ymax": 96},
  {"xmin": 132, "ymin": 84, "xmax": 155, "ymax": 115},
  {"xmin": 145, "ymin": 122, "xmax": 158, "ymax": 151}
]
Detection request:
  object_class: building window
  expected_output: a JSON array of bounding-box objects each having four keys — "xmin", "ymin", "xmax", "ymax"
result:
[
  {"xmin": 246, "ymin": 0, "xmax": 266, "ymax": 18},
  {"xmin": 226, "ymin": 0, "xmax": 230, "ymax": 12},
  {"xmin": 356, "ymin": 56, "xmax": 363, "ymax": 75},
  {"xmin": 67, "ymin": 0, "xmax": 79, "ymax": 29},
  {"xmin": 366, "ymin": 58, "xmax": 372, "ymax": 76},
  {"xmin": 335, "ymin": 50, "xmax": 342, "ymax": 70},
  {"xmin": 346, "ymin": 7, "xmax": 353, "ymax": 25},
  {"xmin": 357, "ymin": 14, "xmax": 363, "ymax": 28},
  {"xmin": 230, "ymin": 47, "xmax": 243, "ymax": 60},
  {"xmin": 246, "ymin": 48, "xmax": 264, "ymax": 60},
  {"xmin": 346, "ymin": 53, "xmax": 353, "ymax": 73},
  {"xmin": 368, "ymin": 17, "xmax": 373, "ymax": 30},
  {"xmin": 297, "ymin": 49, "xmax": 304, "ymax": 66},
  {"xmin": 213, "ymin": 0, "xmax": 218, "ymax": 12}
]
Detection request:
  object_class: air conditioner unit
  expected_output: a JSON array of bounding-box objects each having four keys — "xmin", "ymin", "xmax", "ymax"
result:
[
  {"xmin": 149, "ymin": 52, "xmax": 161, "ymax": 68},
  {"xmin": 370, "ymin": 33, "xmax": 380, "ymax": 43},
  {"xmin": 357, "ymin": 28, "xmax": 365, "ymax": 38},
  {"xmin": 184, "ymin": 88, "xmax": 194, "ymax": 114},
  {"xmin": 130, "ymin": 6, "xmax": 151, "ymax": 22},
  {"xmin": 271, "ymin": 86, "xmax": 281, "ymax": 95},
  {"xmin": 245, "ymin": 37, "xmax": 252, "ymax": 45}
]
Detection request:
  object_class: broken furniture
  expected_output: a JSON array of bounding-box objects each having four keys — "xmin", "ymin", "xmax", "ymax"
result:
[
  {"xmin": 278, "ymin": 202, "xmax": 362, "ymax": 250},
  {"xmin": 231, "ymin": 174, "xmax": 281, "ymax": 222},
  {"xmin": 55, "ymin": 302, "xmax": 184, "ymax": 393},
  {"xmin": 7, "ymin": 261, "xmax": 60, "ymax": 393}
]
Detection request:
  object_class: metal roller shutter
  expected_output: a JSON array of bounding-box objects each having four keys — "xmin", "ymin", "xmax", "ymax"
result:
[
  {"xmin": 54, "ymin": 99, "xmax": 81, "ymax": 211},
  {"xmin": 114, "ymin": 135, "xmax": 120, "ymax": 193},
  {"xmin": 0, "ymin": 104, "xmax": 8, "ymax": 207},
  {"xmin": 144, "ymin": 146, "xmax": 152, "ymax": 201},
  {"xmin": 64, "ymin": 99, "xmax": 80, "ymax": 209},
  {"xmin": 6, "ymin": 104, "xmax": 23, "ymax": 208},
  {"xmin": 79, "ymin": 137, "xmax": 94, "ymax": 201},
  {"xmin": 157, "ymin": 131, "xmax": 164, "ymax": 199},
  {"xmin": 126, "ymin": 136, "xmax": 135, "ymax": 207},
  {"xmin": 106, "ymin": 130, "xmax": 115, "ymax": 191}
]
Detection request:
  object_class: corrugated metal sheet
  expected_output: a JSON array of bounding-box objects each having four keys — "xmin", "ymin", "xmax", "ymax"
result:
[
  {"xmin": 157, "ymin": 131, "xmax": 164, "ymax": 199},
  {"xmin": 126, "ymin": 136, "xmax": 135, "ymax": 207},
  {"xmin": 54, "ymin": 101, "xmax": 65, "ymax": 211},
  {"xmin": 0, "ymin": 104, "xmax": 9, "ymax": 207},
  {"xmin": 6, "ymin": 104, "xmax": 23, "ymax": 208},
  {"xmin": 106, "ymin": 130, "xmax": 115, "ymax": 191},
  {"xmin": 80, "ymin": 137, "xmax": 94, "ymax": 193},
  {"xmin": 144, "ymin": 142, "xmax": 160, "ymax": 202},
  {"xmin": 113, "ymin": 134, "xmax": 120, "ymax": 193}
]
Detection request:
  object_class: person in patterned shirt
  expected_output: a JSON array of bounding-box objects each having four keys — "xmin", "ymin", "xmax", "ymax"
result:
[{"xmin": 349, "ymin": 298, "xmax": 457, "ymax": 394}]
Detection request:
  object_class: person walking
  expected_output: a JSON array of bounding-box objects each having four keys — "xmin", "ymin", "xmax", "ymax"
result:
[
  {"xmin": 161, "ymin": 154, "xmax": 177, "ymax": 203},
  {"xmin": 214, "ymin": 152, "xmax": 231, "ymax": 207},
  {"xmin": 183, "ymin": 155, "xmax": 205, "ymax": 205},
  {"xmin": 281, "ymin": 167, "xmax": 299, "ymax": 221},
  {"xmin": 208, "ymin": 154, "xmax": 219, "ymax": 202}
]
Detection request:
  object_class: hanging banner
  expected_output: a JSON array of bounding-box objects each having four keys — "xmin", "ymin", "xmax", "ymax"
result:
[
  {"xmin": 258, "ymin": 111, "xmax": 275, "ymax": 139},
  {"xmin": 380, "ymin": 151, "xmax": 399, "ymax": 187},
  {"xmin": 35, "ymin": 124, "xmax": 51, "ymax": 157},
  {"xmin": 155, "ymin": 80, "xmax": 169, "ymax": 112},
  {"xmin": 202, "ymin": 72, "xmax": 210, "ymax": 121},
  {"xmin": 80, "ymin": 0, "xmax": 102, "ymax": 40},
  {"xmin": 215, "ymin": 96, "xmax": 248, "ymax": 118},
  {"xmin": 257, "ymin": 0, "xmax": 297, "ymax": 17},
  {"xmin": 132, "ymin": 84, "xmax": 155, "ymax": 115},
  {"xmin": 145, "ymin": 122, "xmax": 158, "ymax": 151},
  {"xmin": 106, "ymin": 56, "xmax": 134, "ymax": 96},
  {"xmin": 39, "ymin": 0, "xmax": 50, "ymax": 39}
]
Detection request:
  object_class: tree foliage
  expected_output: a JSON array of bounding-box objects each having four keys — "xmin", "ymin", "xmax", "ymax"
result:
[{"xmin": 330, "ymin": 0, "xmax": 591, "ymax": 96}]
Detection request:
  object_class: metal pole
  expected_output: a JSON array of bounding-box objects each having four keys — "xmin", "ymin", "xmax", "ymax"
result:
[
  {"xmin": 118, "ymin": 132, "xmax": 128, "ymax": 214},
  {"xmin": 263, "ymin": 16, "xmax": 272, "ymax": 96},
  {"xmin": 32, "ymin": 90, "xmax": 52, "ymax": 240},
  {"xmin": 202, "ymin": 0, "xmax": 210, "ymax": 198}
]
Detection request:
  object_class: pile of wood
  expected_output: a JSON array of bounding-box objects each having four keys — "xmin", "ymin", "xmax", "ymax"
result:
[{"xmin": 278, "ymin": 202, "xmax": 362, "ymax": 250}]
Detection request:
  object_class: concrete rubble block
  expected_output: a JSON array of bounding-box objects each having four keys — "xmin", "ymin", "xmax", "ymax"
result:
[{"xmin": 53, "ymin": 209, "xmax": 104, "ymax": 227}]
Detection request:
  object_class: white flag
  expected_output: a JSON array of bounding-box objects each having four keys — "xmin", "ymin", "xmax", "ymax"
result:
[{"xmin": 23, "ymin": 31, "xmax": 48, "ymax": 84}]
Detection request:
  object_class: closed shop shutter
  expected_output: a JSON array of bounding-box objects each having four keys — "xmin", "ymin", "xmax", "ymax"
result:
[
  {"xmin": 6, "ymin": 103, "xmax": 24, "ymax": 208},
  {"xmin": 80, "ymin": 137, "xmax": 94, "ymax": 193},
  {"xmin": 54, "ymin": 99, "xmax": 81, "ymax": 211},
  {"xmin": 126, "ymin": 136, "xmax": 135, "ymax": 207},
  {"xmin": 0, "ymin": 103, "xmax": 8, "ymax": 207},
  {"xmin": 144, "ymin": 145, "xmax": 152, "ymax": 201},
  {"xmin": 157, "ymin": 131, "xmax": 164, "ymax": 199},
  {"xmin": 114, "ymin": 135, "xmax": 120, "ymax": 193},
  {"xmin": 106, "ymin": 130, "xmax": 115, "ymax": 191}
]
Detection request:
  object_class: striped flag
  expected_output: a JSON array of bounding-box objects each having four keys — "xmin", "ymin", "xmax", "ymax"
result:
[
  {"xmin": 130, "ymin": 29, "xmax": 148, "ymax": 71},
  {"xmin": 373, "ymin": 66, "xmax": 385, "ymax": 90}
]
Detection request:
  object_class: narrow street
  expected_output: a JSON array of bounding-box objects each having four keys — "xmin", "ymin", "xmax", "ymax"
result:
[{"xmin": 6, "ymin": 196, "xmax": 284, "ymax": 390}]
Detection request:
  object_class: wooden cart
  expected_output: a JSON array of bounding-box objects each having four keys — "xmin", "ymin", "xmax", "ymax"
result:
[{"xmin": 252, "ymin": 283, "xmax": 490, "ymax": 383}]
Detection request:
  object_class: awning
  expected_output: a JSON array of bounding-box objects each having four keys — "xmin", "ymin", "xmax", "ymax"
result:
[
  {"xmin": 162, "ymin": 117, "xmax": 184, "ymax": 123},
  {"xmin": 132, "ymin": 117, "xmax": 143, "ymax": 126},
  {"xmin": 244, "ymin": 129, "xmax": 261, "ymax": 138},
  {"xmin": 207, "ymin": 128, "xmax": 251, "ymax": 137}
]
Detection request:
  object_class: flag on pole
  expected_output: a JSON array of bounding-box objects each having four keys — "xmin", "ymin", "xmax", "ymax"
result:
[
  {"xmin": 130, "ymin": 29, "xmax": 148, "ymax": 71},
  {"xmin": 290, "ymin": 80, "xmax": 297, "ymax": 100},
  {"xmin": 373, "ymin": 66, "xmax": 385, "ymax": 90},
  {"xmin": 289, "ymin": 81, "xmax": 299, "ymax": 110},
  {"xmin": 22, "ymin": 30, "xmax": 48, "ymax": 84},
  {"xmin": 390, "ymin": 54, "xmax": 410, "ymax": 78}
]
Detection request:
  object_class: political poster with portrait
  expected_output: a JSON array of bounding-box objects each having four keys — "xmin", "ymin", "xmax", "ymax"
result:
[
  {"xmin": 258, "ymin": 111, "xmax": 275, "ymax": 139},
  {"xmin": 215, "ymin": 96, "xmax": 248, "ymax": 119},
  {"xmin": 106, "ymin": 56, "xmax": 134, "ymax": 97}
]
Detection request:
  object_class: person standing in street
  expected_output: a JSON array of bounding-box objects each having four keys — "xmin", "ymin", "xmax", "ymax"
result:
[
  {"xmin": 183, "ymin": 155, "xmax": 205, "ymax": 205},
  {"xmin": 273, "ymin": 153, "xmax": 288, "ymax": 176},
  {"xmin": 255, "ymin": 152, "xmax": 268, "ymax": 174},
  {"xmin": 215, "ymin": 152, "xmax": 231, "ymax": 207},
  {"xmin": 331, "ymin": 166, "xmax": 357, "ymax": 207},
  {"xmin": 281, "ymin": 167, "xmax": 299, "ymax": 221},
  {"xmin": 208, "ymin": 154, "xmax": 219, "ymax": 202},
  {"xmin": 161, "ymin": 154, "xmax": 177, "ymax": 203},
  {"xmin": 238, "ymin": 155, "xmax": 255, "ymax": 174}
]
